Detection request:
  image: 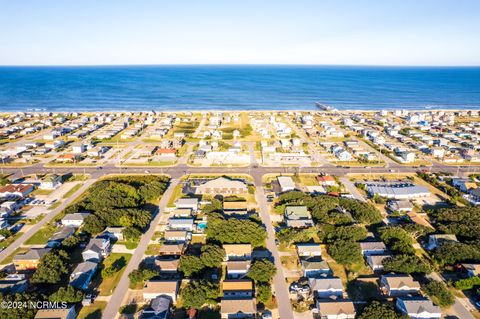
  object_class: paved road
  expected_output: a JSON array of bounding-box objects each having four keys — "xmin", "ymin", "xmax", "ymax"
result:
[
  {"xmin": 254, "ymin": 175, "xmax": 295, "ymax": 319},
  {"xmin": 0, "ymin": 179, "xmax": 97, "ymax": 263},
  {"xmin": 102, "ymin": 179, "xmax": 180, "ymax": 319},
  {"xmin": 339, "ymin": 178, "xmax": 366, "ymax": 202},
  {"xmin": 3, "ymin": 160, "xmax": 479, "ymax": 182},
  {"xmin": 428, "ymin": 272, "xmax": 475, "ymax": 319}
]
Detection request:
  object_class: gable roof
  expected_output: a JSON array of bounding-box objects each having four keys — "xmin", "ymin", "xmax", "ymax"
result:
[
  {"xmin": 144, "ymin": 280, "xmax": 179, "ymax": 294},
  {"xmin": 14, "ymin": 248, "xmax": 51, "ymax": 261},
  {"xmin": 202, "ymin": 177, "xmax": 247, "ymax": 188},
  {"xmin": 222, "ymin": 279, "xmax": 253, "ymax": 291},
  {"xmin": 296, "ymin": 243, "xmax": 322, "ymax": 254},
  {"xmin": 359, "ymin": 241, "xmax": 387, "ymax": 251},
  {"xmin": 317, "ymin": 300, "xmax": 355, "ymax": 316},
  {"xmin": 398, "ymin": 297, "xmax": 441, "ymax": 315},
  {"xmin": 220, "ymin": 298, "xmax": 256, "ymax": 314},
  {"xmin": 309, "ymin": 277, "xmax": 343, "ymax": 291},
  {"xmin": 223, "ymin": 244, "xmax": 252, "ymax": 255},
  {"xmin": 382, "ymin": 274, "xmax": 420, "ymax": 289}
]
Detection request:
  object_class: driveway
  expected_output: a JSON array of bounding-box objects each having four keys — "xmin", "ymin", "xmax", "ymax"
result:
[{"xmin": 254, "ymin": 176, "xmax": 295, "ymax": 319}]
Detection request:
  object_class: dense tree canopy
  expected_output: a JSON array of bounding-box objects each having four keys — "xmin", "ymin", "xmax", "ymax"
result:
[
  {"xmin": 31, "ymin": 250, "xmax": 70, "ymax": 284},
  {"xmin": 422, "ymin": 280, "xmax": 455, "ymax": 307},
  {"xmin": 200, "ymin": 245, "xmax": 225, "ymax": 268},
  {"xmin": 247, "ymin": 259, "xmax": 276, "ymax": 283},
  {"xmin": 382, "ymin": 254, "xmax": 432, "ymax": 274},
  {"xmin": 181, "ymin": 280, "xmax": 219, "ymax": 309},
  {"xmin": 256, "ymin": 283, "xmax": 273, "ymax": 304},
  {"xmin": 430, "ymin": 207, "xmax": 480, "ymax": 240},
  {"xmin": 179, "ymin": 255, "xmax": 205, "ymax": 278},
  {"xmin": 339, "ymin": 198, "xmax": 383, "ymax": 225},
  {"xmin": 207, "ymin": 214, "xmax": 266, "ymax": 247},
  {"xmin": 319, "ymin": 224, "xmax": 367, "ymax": 243},
  {"xmin": 0, "ymin": 293, "xmax": 40, "ymax": 319},
  {"xmin": 85, "ymin": 180, "xmax": 141, "ymax": 210},
  {"xmin": 358, "ymin": 301, "xmax": 406, "ymax": 319},
  {"xmin": 328, "ymin": 240, "xmax": 363, "ymax": 265},
  {"xmin": 433, "ymin": 241, "xmax": 480, "ymax": 265},
  {"xmin": 379, "ymin": 226, "xmax": 415, "ymax": 255},
  {"xmin": 276, "ymin": 191, "xmax": 382, "ymax": 225},
  {"xmin": 276, "ymin": 227, "xmax": 316, "ymax": 245},
  {"xmin": 49, "ymin": 286, "xmax": 84, "ymax": 303}
]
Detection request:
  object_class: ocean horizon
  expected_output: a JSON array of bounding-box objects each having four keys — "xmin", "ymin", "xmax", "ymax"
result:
[{"xmin": 0, "ymin": 65, "xmax": 479, "ymax": 112}]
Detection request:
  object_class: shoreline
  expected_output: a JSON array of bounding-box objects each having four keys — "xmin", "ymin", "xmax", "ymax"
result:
[{"xmin": 1, "ymin": 108, "xmax": 480, "ymax": 114}]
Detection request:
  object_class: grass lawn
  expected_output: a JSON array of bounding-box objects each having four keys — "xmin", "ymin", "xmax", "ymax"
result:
[
  {"xmin": 32, "ymin": 188, "xmax": 54, "ymax": 196},
  {"xmin": 145, "ymin": 244, "xmax": 162, "ymax": 255},
  {"xmin": 280, "ymin": 255, "xmax": 300, "ymax": 270},
  {"xmin": 190, "ymin": 234, "xmax": 206, "ymax": 244},
  {"xmin": 62, "ymin": 183, "xmax": 83, "ymax": 199},
  {"xmin": 76, "ymin": 301, "xmax": 107, "ymax": 319},
  {"xmin": 0, "ymin": 231, "xmax": 23, "ymax": 249},
  {"xmin": 25, "ymin": 224, "xmax": 57, "ymax": 245},
  {"xmin": 347, "ymin": 278, "xmax": 383, "ymax": 301},
  {"xmin": 116, "ymin": 241, "xmax": 139, "ymax": 250},
  {"xmin": 48, "ymin": 201, "xmax": 62, "ymax": 210},
  {"xmin": 167, "ymin": 183, "xmax": 184, "ymax": 207},
  {"xmin": 97, "ymin": 253, "xmax": 132, "ymax": 296},
  {"xmin": 294, "ymin": 175, "xmax": 319, "ymax": 186}
]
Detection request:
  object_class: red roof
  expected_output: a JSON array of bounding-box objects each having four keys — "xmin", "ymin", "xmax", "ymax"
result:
[
  {"xmin": 0, "ymin": 184, "xmax": 34, "ymax": 194},
  {"xmin": 317, "ymin": 175, "xmax": 335, "ymax": 182},
  {"xmin": 155, "ymin": 148, "xmax": 176, "ymax": 155}
]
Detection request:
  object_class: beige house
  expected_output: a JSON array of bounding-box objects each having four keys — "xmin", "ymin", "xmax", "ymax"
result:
[
  {"xmin": 220, "ymin": 298, "xmax": 257, "ymax": 319},
  {"xmin": 223, "ymin": 244, "xmax": 252, "ymax": 261},
  {"xmin": 143, "ymin": 280, "xmax": 180, "ymax": 302},
  {"xmin": 195, "ymin": 177, "xmax": 248, "ymax": 195},
  {"xmin": 316, "ymin": 300, "xmax": 356, "ymax": 319}
]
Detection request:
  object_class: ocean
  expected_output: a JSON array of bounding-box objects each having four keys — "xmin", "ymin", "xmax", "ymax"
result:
[{"xmin": 0, "ymin": 65, "xmax": 479, "ymax": 112}]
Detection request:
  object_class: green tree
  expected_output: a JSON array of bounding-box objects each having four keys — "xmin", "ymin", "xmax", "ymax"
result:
[
  {"xmin": 31, "ymin": 250, "xmax": 70, "ymax": 284},
  {"xmin": 206, "ymin": 217, "xmax": 267, "ymax": 247},
  {"xmin": 358, "ymin": 301, "xmax": 405, "ymax": 319},
  {"xmin": 383, "ymin": 255, "xmax": 432, "ymax": 274},
  {"xmin": 422, "ymin": 280, "xmax": 455, "ymax": 307},
  {"xmin": 179, "ymin": 255, "xmax": 205, "ymax": 277},
  {"xmin": 129, "ymin": 268, "xmax": 158, "ymax": 284},
  {"xmin": 247, "ymin": 259, "xmax": 276, "ymax": 283},
  {"xmin": 0, "ymin": 292, "xmax": 40, "ymax": 319},
  {"xmin": 328, "ymin": 240, "xmax": 363, "ymax": 265},
  {"xmin": 319, "ymin": 224, "xmax": 367, "ymax": 243},
  {"xmin": 49, "ymin": 286, "xmax": 84, "ymax": 303},
  {"xmin": 181, "ymin": 280, "xmax": 219, "ymax": 309},
  {"xmin": 85, "ymin": 180, "xmax": 141, "ymax": 210},
  {"xmin": 82, "ymin": 214, "xmax": 106, "ymax": 235},
  {"xmin": 434, "ymin": 241, "xmax": 480, "ymax": 265},
  {"xmin": 61, "ymin": 235, "xmax": 81, "ymax": 249},
  {"xmin": 122, "ymin": 227, "xmax": 142, "ymax": 241},
  {"xmin": 454, "ymin": 276, "xmax": 480, "ymax": 290},
  {"xmin": 276, "ymin": 227, "xmax": 316, "ymax": 245},
  {"xmin": 339, "ymin": 198, "xmax": 383, "ymax": 225},
  {"xmin": 379, "ymin": 226, "xmax": 415, "ymax": 255},
  {"xmin": 256, "ymin": 283, "xmax": 273, "ymax": 304},
  {"xmin": 200, "ymin": 244, "xmax": 225, "ymax": 268}
]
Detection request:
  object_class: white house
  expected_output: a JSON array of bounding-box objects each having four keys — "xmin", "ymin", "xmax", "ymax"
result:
[
  {"xmin": 309, "ymin": 277, "xmax": 343, "ymax": 298},
  {"xmin": 40, "ymin": 174, "xmax": 62, "ymax": 190},
  {"xmin": 61, "ymin": 212, "xmax": 90, "ymax": 228},
  {"xmin": 396, "ymin": 297, "xmax": 441, "ymax": 319},
  {"xmin": 381, "ymin": 274, "xmax": 421, "ymax": 297},
  {"xmin": 277, "ymin": 176, "xmax": 296, "ymax": 192},
  {"xmin": 143, "ymin": 280, "xmax": 179, "ymax": 302},
  {"xmin": 316, "ymin": 300, "xmax": 356, "ymax": 319}
]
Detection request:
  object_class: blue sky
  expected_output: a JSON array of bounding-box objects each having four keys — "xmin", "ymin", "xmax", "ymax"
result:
[{"xmin": 1, "ymin": 0, "xmax": 479, "ymax": 65}]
